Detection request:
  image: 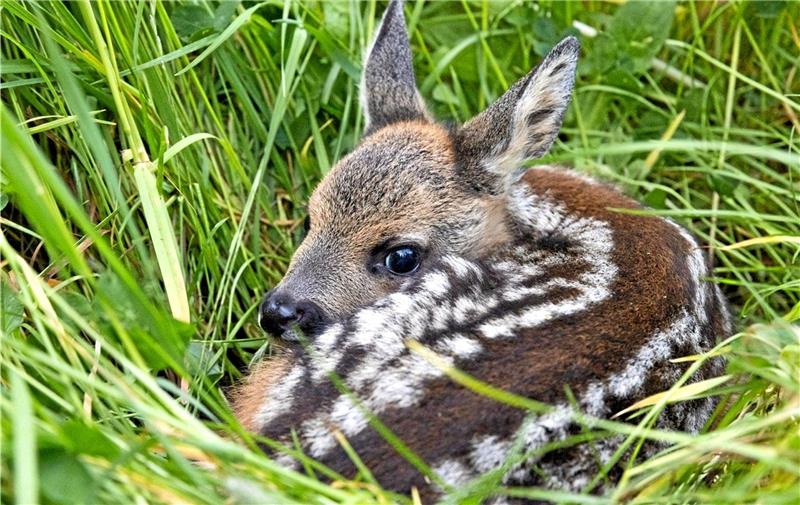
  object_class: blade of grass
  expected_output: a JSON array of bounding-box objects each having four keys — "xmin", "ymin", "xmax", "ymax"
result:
[{"xmin": 10, "ymin": 368, "xmax": 38, "ymax": 505}]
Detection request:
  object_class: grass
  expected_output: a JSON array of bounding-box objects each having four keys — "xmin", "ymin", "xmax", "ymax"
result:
[{"xmin": 1, "ymin": 0, "xmax": 798, "ymax": 503}]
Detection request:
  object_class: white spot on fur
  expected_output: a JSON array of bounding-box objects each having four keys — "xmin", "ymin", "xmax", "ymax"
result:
[
  {"xmin": 606, "ymin": 313, "xmax": 696, "ymax": 399},
  {"xmin": 365, "ymin": 353, "xmax": 448, "ymax": 410},
  {"xmin": 421, "ymin": 271, "xmax": 450, "ymax": 297},
  {"xmin": 254, "ymin": 364, "xmax": 304, "ymax": 428},
  {"xmin": 311, "ymin": 325, "xmax": 345, "ymax": 382},
  {"xmin": 436, "ymin": 334, "xmax": 483, "ymax": 359},
  {"xmin": 330, "ymin": 395, "xmax": 368, "ymax": 439},
  {"xmin": 507, "ymin": 186, "xmax": 566, "ymax": 232},
  {"xmin": 452, "ymin": 295, "xmax": 494, "ymax": 324},
  {"xmin": 273, "ymin": 452, "xmax": 297, "ymax": 470},
  {"xmin": 302, "ymin": 416, "xmax": 338, "ymax": 458},
  {"xmin": 443, "ymin": 256, "xmax": 482, "ymax": 279},
  {"xmin": 519, "ymin": 405, "xmax": 573, "ymax": 453},
  {"xmin": 431, "ymin": 302, "xmax": 455, "ymax": 331},
  {"xmin": 434, "ymin": 459, "xmax": 474, "ymax": 488},
  {"xmin": 685, "ymin": 397, "xmax": 715, "ymax": 434},
  {"xmin": 470, "ymin": 435, "xmax": 512, "ymax": 473},
  {"xmin": 581, "ymin": 383, "xmax": 606, "ymax": 417},
  {"xmin": 479, "ymin": 322, "xmax": 515, "ymax": 339},
  {"xmin": 316, "ymin": 324, "xmax": 343, "ymax": 353}
]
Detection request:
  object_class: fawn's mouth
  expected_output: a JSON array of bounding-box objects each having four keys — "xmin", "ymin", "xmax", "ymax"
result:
[
  {"xmin": 278, "ymin": 327, "xmax": 303, "ymax": 342},
  {"xmin": 273, "ymin": 321, "xmax": 331, "ymax": 343}
]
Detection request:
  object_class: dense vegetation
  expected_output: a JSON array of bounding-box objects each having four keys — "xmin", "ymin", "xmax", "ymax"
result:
[{"xmin": 1, "ymin": 1, "xmax": 798, "ymax": 503}]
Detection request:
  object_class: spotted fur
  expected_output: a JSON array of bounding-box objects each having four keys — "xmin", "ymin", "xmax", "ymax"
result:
[
  {"xmin": 234, "ymin": 1, "xmax": 730, "ymax": 502},
  {"xmin": 245, "ymin": 168, "xmax": 728, "ymax": 501}
]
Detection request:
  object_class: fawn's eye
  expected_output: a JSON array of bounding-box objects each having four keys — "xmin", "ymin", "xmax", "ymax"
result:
[{"xmin": 384, "ymin": 246, "xmax": 420, "ymax": 275}]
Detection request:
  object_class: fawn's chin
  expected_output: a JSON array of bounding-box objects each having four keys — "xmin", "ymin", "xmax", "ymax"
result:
[
  {"xmin": 278, "ymin": 328, "xmax": 303, "ymax": 342},
  {"xmin": 276, "ymin": 322, "xmax": 331, "ymax": 343}
]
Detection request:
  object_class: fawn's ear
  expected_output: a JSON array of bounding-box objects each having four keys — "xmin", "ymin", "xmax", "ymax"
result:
[
  {"xmin": 455, "ymin": 36, "xmax": 580, "ymax": 193},
  {"xmin": 360, "ymin": 0, "xmax": 429, "ymax": 135}
]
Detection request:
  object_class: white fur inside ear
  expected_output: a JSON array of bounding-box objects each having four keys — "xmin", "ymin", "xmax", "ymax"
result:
[{"xmin": 491, "ymin": 37, "xmax": 579, "ymax": 174}]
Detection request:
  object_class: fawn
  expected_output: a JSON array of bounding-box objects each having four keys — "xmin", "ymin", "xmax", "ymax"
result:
[{"xmin": 232, "ymin": 1, "xmax": 730, "ymax": 501}]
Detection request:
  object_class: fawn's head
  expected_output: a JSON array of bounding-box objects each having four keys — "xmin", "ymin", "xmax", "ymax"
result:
[{"xmin": 260, "ymin": 0, "xmax": 579, "ymax": 340}]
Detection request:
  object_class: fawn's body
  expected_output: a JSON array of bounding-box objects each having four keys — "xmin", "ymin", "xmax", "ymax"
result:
[
  {"xmin": 233, "ymin": 1, "xmax": 730, "ymax": 501},
  {"xmin": 234, "ymin": 162, "xmax": 728, "ymax": 499}
]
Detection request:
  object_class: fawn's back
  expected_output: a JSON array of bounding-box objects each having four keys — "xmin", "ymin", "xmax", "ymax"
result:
[{"xmin": 233, "ymin": 1, "xmax": 730, "ymax": 501}]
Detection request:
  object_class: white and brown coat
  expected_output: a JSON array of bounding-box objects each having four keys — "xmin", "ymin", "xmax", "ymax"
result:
[{"xmin": 232, "ymin": 1, "xmax": 730, "ymax": 502}]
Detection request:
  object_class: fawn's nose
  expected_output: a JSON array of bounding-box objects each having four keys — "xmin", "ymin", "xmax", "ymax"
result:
[{"xmin": 259, "ymin": 290, "xmax": 324, "ymax": 340}]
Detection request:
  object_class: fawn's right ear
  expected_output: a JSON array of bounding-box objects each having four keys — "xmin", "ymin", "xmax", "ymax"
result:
[
  {"xmin": 454, "ymin": 36, "xmax": 580, "ymax": 194},
  {"xmin": 360, "ymin": 0, "xmax": 430, "ymax": 136}
]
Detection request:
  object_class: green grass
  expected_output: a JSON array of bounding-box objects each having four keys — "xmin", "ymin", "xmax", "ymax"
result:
[{"xmin": 1, "ymin": 1, "xmax": 799, "ymax": 503}]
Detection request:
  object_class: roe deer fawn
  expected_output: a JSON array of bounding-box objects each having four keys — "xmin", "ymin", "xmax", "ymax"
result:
[{"xmin": 232, "ymin": 1, "xmax": 730, "ymax": 501}]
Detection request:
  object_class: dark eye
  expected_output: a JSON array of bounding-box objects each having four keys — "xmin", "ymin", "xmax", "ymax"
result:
[
  {"xmin": 384, "ymin": 246, "xmax": 420, "ymax": 275},
  {"xmin": 303, "ymin": 215, "xmax": 310, "ymax": 233}
]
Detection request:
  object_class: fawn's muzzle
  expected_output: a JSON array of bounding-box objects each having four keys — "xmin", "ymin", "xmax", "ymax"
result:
[{"xmin": 259, "ymin": 290, "xmax": 325, "ymax": 340}]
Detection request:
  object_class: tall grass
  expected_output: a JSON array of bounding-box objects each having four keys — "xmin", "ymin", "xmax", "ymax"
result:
[{"xmin": 1, "ymin": 1, "xmax": 798, "ymax": 503}]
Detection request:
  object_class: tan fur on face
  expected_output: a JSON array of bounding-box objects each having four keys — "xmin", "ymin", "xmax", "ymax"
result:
[
  {"xmin": 475, "ymin": 197, "xmax": 512, "ymax": 254},
  {"xmin": 273, "ymin": 121, "xmax": 508, "ymax": 322}
]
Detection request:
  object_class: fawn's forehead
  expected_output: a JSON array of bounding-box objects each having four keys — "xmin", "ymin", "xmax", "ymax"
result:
[{"xmin": 309, "ymin": 122, "xmax": 460, "ymax": 231}]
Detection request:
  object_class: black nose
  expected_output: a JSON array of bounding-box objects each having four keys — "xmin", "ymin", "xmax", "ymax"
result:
[{"xmin": 259, "ymin": 290, "xmax": 324, "ymax": 340}]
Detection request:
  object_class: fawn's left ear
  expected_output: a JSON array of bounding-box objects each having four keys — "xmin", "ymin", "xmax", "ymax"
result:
[
  {"xmin": 455, "ymin": 36, "xmax": 580, "ymax": 193},
  {"xmin": 360, "ymin": 0, "xmax": 430, "ymax": 136}
]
